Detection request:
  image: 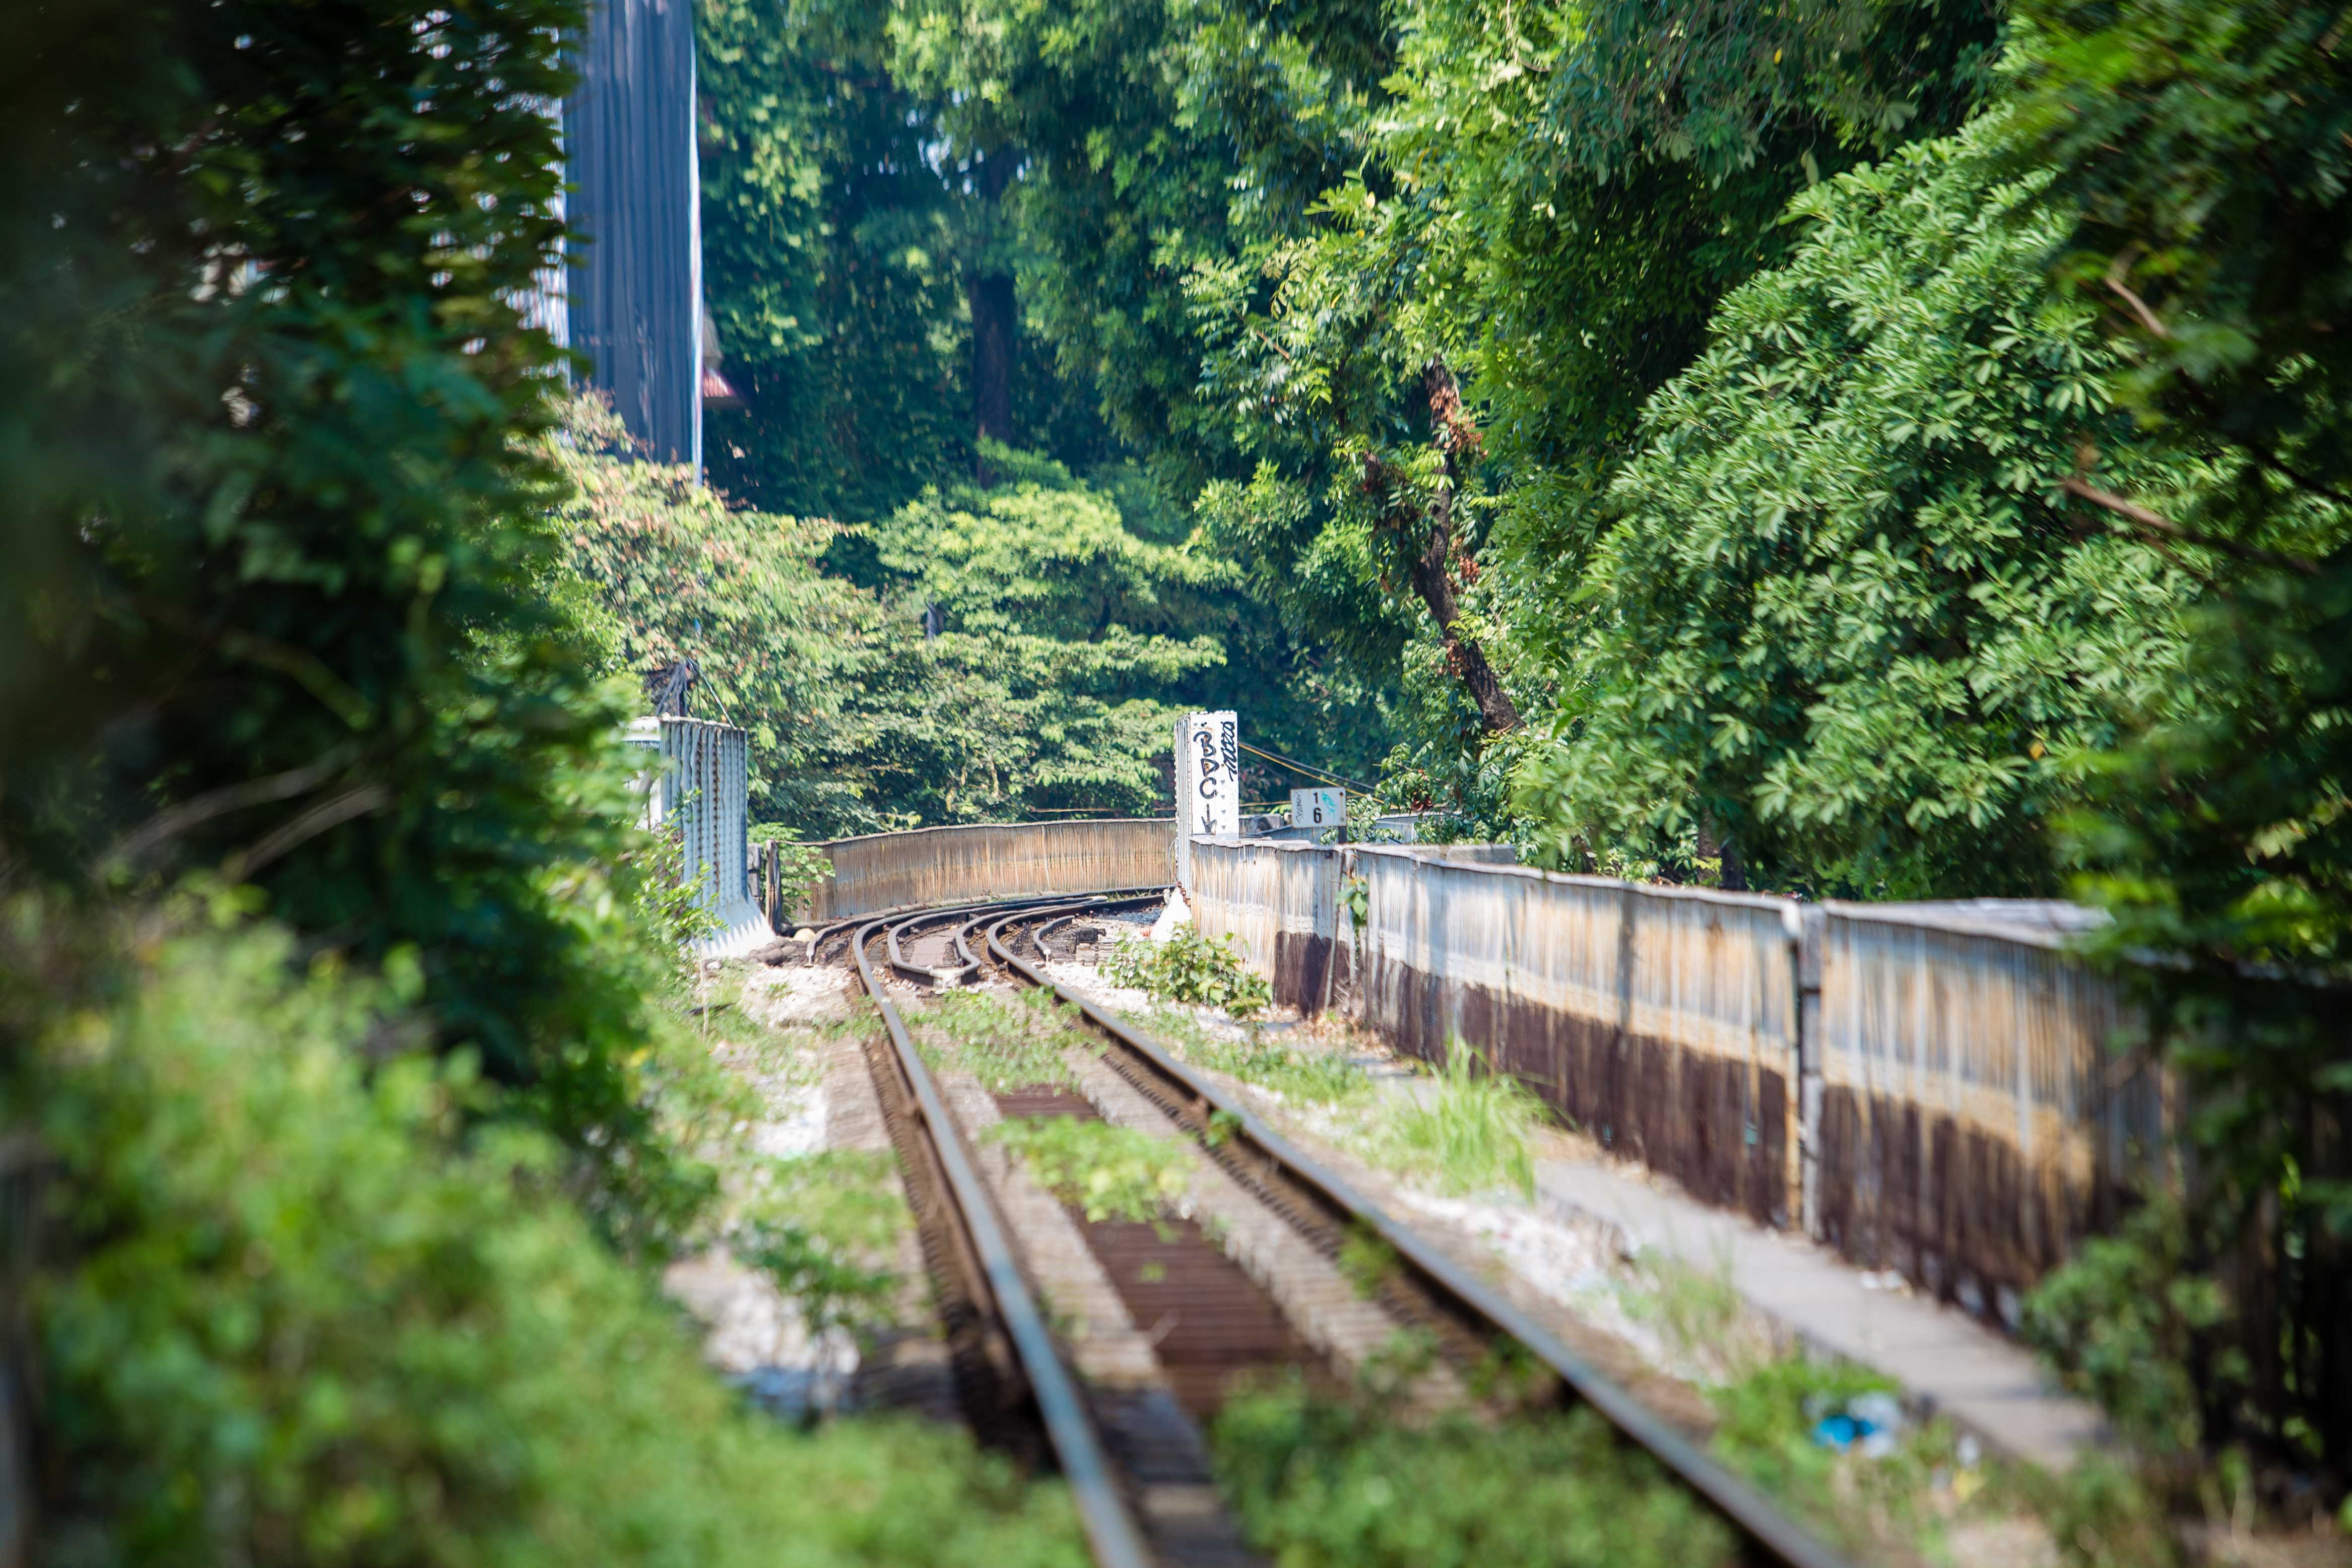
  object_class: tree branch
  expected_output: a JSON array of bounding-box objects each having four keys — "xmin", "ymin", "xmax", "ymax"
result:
[
  {"xmin": 96, "ymin": 744, "xmax": 358, "ymax": 873},
  {"xmin": 219, "ymin": 783, "xmax": 394, "ymax": 882},
  {"xmin": 2059, "ymin": 475, "xmax": 2321, "ymax": 576},
  {"xmin": 2104, "ymin": 246, "xmax": 2171, "ymax": 340}
]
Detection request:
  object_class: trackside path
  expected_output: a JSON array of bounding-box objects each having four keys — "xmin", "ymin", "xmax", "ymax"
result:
[{"xmin": 1534, "ymin": 1158, "xmax": 2107, "ymax": 1471}]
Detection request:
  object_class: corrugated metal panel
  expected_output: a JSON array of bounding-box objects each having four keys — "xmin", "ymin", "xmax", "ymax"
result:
[
  {"xmin": 1339, "ymin": 847, "xmax": 1799, "ymax": 1226},
  {"xmin": 1188, "ymin": 840, "xmax": 2166, "ymax": 1295},
  {"xmin": 566, "ymin": 0, "xmax": 700, "ymax": 470},
  {"xmin": 625, "ymin": 716, "xmax": 766, "ymax": 954},
  {"xmin": 1814, "ymin": 903, "xmax": 2159, "ymax": 1321},
  {"xmin": 1188, "ymin": 840, "xmax": 1798, "ymax": 1225},
  {"xmin": 1192, "ymin": 838, "xmax": 1340, "ymax": 1010},
  {"xmin": 804, "ymin": 819, "xmax": 1178, "ymax": 921}
]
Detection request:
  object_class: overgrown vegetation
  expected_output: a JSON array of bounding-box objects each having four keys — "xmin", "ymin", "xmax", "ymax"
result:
[
  {"xmin": 1354, "ymin": 1043, "xmax": 1546, "ymax": 1200},
  {"xmin": 2022, "ymin": 1195, "xmax": 2223, "ymax": 1458},
  {"xmin": 985, "ymin": 1116, "xmax": 1192, "ymax": 1225},
  {"xmin": 1101, "ymin": 928, "xmax": 1274, "ymax": 1018},
  {"xmin": 0, "ymin": 4, "xmax": 1096, "ymax": 1558},
  {"xmin": 1208, "ymin": 1381, "xmax": 1736, "ymax": 1568},
  {"xmin": 6, "ymin": 906, "xmax": 1086, "ymax": 1567},
  {"xmin": 913, "ymin": 988, "xmax": 1093, "ymax": 1090}
]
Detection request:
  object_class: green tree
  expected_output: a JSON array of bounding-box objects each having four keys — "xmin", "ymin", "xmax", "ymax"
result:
[
  {"xmin": 2001, "ymin": 0, "xmax": 2352, "ymax": 1465},
  {"xmin": 551, "ymin": 395, "xmax": 892, "ymax": 836},
  {"xmin": 1516, "ymin": 122, "xmax": 2215, "ymax": 895},
  {"xmin": 0, "ymin": 0, "xmax": 678, "ymax": 1181},
  {"xmin": 697, "ymin": 0, "xmax": 971, "ymax": 517},
  {"xmin": 858, "ymin": 446, "xmax": 1233, "ymax": 819}
]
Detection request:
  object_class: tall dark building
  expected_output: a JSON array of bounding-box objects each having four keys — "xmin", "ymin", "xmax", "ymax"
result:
[{"xmin": 566, "ymin": 0, "xmax": 702, "ymax": 474}]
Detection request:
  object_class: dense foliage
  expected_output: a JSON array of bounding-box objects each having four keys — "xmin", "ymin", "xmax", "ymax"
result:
[
  {"xmin": 9, "ymin": 910, "xmax": 1086, "ymax": 1568},
  {"xmin": 1519, "ymin": 122, "xmax": 2211, "ymax": 894},
  {"xmin": 1999, "ymin": 0, "xmax": 2352, "ymax": 1465},
  {"xmin": 0, "ymin": 3, "xmax": 1089, "ymax": 1561},
  {"xmin": 693, "ymin": 0, "xmax": 1395, "ymax": 797}
]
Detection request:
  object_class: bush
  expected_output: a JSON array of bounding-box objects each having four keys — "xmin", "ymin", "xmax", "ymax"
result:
[
  {"xmin": 1100, "ymin": 926, "xmax": 1274, "ymax": 1018},
  {"xmin": 2021, "ymin": 1195, "xmax": 2227, "ymax": 1456},
  {"xmin": 9, "ymin": 908, "xmax": 1086, "ymax": 1568}
]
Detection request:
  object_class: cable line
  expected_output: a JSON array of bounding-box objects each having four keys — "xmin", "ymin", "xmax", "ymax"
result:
[{"xmin": 1234, "ymin": 740, "xmax": 1371, "ymax": 794}]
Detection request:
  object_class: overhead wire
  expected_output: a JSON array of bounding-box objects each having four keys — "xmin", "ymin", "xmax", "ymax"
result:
[{"xmin": 1234, "ymin": 740, "xmax": 1371, "ymax": 794}]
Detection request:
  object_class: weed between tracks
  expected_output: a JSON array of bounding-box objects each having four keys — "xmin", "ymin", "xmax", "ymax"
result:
[
  {"xmin": 984, "ymin": 1116, "xmax": 1191, "ymax": 1224},
  {"xmin": 1209, "ymin": 1379, "xmax": 1737, "ymax": 1568},
  {"xmin": 914, "ymin": 987, "xmax": 1093, "ymax": 1089}
]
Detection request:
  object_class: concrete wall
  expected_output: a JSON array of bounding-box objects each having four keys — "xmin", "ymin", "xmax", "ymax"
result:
[
  {"xmin": 1189, "ymin": 837, "xmax": 2157, "ymax": 1322},
  {"xmin": 802, "ymin": 819, "xmax": 1177, "ymax": 922}
]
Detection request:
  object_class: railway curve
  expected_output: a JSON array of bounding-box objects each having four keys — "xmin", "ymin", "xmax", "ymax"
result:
[{"xmin": 839, "ymin": 891, "xmax": 1855, "ymax": 1568}]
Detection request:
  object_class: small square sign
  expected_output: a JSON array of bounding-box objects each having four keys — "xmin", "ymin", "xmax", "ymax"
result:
[{"xmin": 1290, "ymin": 787, "xmax": 1346, "ymax": 829}]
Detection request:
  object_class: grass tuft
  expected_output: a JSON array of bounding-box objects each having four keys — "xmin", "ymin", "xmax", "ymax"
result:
[
  {"xmin": 1136, "ymin": 1007, "xmax": 1370, "ymax": 1105},
  {"xmin": 1359, "ymin": 1040, "xmax": 1546, "ymax": 1198}
]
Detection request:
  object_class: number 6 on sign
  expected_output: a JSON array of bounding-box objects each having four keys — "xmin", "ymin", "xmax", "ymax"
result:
[{"xmin": 1290, "ymin": 788, "xmax": 1345, "ymax": 829}]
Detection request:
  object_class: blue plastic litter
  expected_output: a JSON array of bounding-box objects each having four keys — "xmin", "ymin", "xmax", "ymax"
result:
[
  {"xmin": 1812, "ymin": 1414, "xmax": 1863, "ymax": 1452},
  {"xmin": 1810, "ymin": 1392, "xmax": 1909, "ymax": 1456}
]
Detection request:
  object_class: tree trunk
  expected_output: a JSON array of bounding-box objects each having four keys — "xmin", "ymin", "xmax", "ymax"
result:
[
  {"xmin": 1697, "ymin": 811, "xmax": 1748, "ymax": 890},
  {"xmin": 969, "ymin": 151, "xmax": 1017, "ymax": 482},
  {"xmin": 969, "ymin": 272, "xmax": 1015, "ymax": 452},
  {"xmin": 1415, "ymin": 359, "xmax": 1521, "ymax": 734}
]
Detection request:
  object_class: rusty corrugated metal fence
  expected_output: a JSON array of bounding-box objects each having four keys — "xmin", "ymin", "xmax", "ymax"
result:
[
  {"xmin": 760, "ymin": 818, "xmax": 2163, "ymax": 1322},
  {"xmin": 800, "ymin": 819, "xmax": 1177, "ymax": 922},
  {"xmin": 1189, "ymin": 837, "xmax": 2158, "ymax": 1323},
  {"xmin": 1811, "ymin": 903, "xmax": 2161, "ymax": 1321}
]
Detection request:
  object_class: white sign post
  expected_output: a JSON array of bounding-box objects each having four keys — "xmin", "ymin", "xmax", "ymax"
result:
[
  {"xmin": 1290, "ymin": 787, "xmax": 1346, "ymax": 832},
  {"xmin": 1173, "ymin": 710, "xmax": 1239, "ymax": 890}
]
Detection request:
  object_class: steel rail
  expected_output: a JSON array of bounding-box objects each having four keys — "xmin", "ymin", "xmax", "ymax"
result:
[
  {"xmin": 885, "ymin": 895, "xmax": 1066, "ymax": 986},
  {"xmin": 980, "ymin": 906, "xmax": 1855, "ymax": 1568},
  {"xmin": 957, "ymin": 894, "xmax": 1161, "ymax": 975},
  {"xmin": 850, "ymin": 905, "xmax": 1156, "ymax": 1568}
]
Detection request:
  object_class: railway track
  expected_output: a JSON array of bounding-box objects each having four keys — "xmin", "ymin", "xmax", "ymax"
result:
[{"xmin": 844, "ymin": 892, "xmax": 1853, "ymax": 1568}]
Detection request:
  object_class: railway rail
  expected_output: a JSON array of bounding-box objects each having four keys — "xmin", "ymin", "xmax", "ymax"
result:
[{"xmin": 843, "ymin": 892, "xmax": 1854, "ymax": 1568}]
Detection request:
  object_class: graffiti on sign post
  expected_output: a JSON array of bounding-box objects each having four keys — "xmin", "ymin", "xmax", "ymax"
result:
[
  {"xmin": 1290, "ymin": 787, "xmax": 1345, "ymax": 829},
  {"xmin": 1172, "ymin": 710, "xmax": 1239, "ymax": 891}
]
